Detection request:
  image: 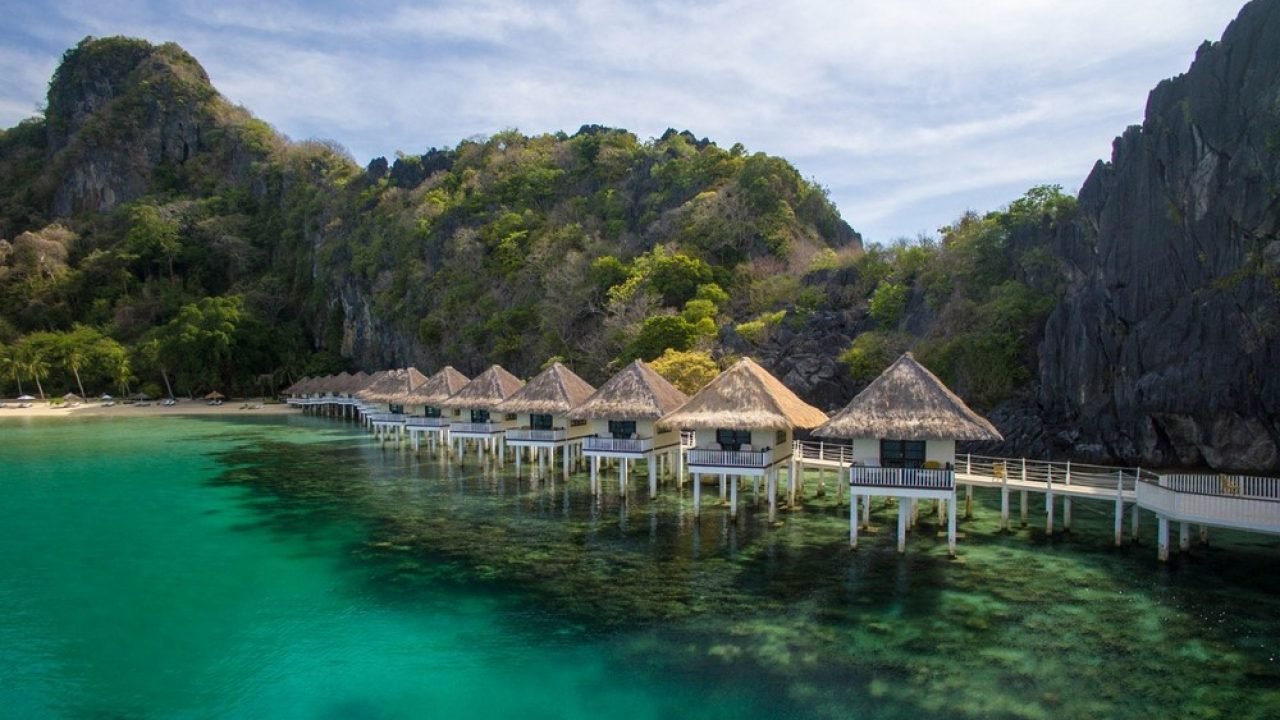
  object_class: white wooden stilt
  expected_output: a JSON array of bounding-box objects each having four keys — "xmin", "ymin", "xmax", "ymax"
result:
[
  {"xmin": 1179, "ymin": 522, "xmax": 1191, "ymax": 551},
  {"xmin": 591, "ymin": 455, "xmax": 600, "ymax": 495},
  {"xmin": 849, "ymin": 494, "xmax": 859, "ymax": 549},
  {"xmin": 1199, "ymin": 525, "xmax": 1210, "ymax": 545},
  {"xmin": 897, "ymin": 498, "xmax": 908, "ymax": 553},
  {"xmin": 730, "ymin": 476, "xmax": 739, "ymax": 519},
  {"xmin": 947, "ymin": 492, "xmax": 957, "ymax": 557},
  {"xmin": 648, "ymin": 458, "xmax": 657, "ymax": 499},
  {"xmin": 1020, "ymin": 490, "xmax": 1028, "ymax": 526},
  {"xmin": 1045, "ymin": 485, "xmax": 1055, "ymax": 536},
  {"xmin": 693, "ymin": 474, "xmax": 702, "ymax": 518},
  {"xmin": 1000, "ymin": 484, "xmax": 1010, "ymax": 531},
  {"xmin": 767, "ymin": 470, "xmax": 778, "ymax": 523},
  {"xmin": 719, "ymin": 473, "xmax": 727, "ymax": 501},
  {"xmin": 1064, "ymin": 497, "xmax": 1072, "ymax": 532},
  {"xmin": 620, "ymin": 461, "xmax": 629, "ymax": 497},
  {"xmin": 1114, "ymin": 491, "xmax": 1124, "ymax": 546},
  {"xmin": 516, "ymin": 449, "xmax": 522, "ymax": 476},
  {"xmin": 1132, "ymin": 504, "xmax": 1141, "ymax": 540},
  {"xmin": 964, "ymin": 484, "xmax": 973, "ymax": 519}
]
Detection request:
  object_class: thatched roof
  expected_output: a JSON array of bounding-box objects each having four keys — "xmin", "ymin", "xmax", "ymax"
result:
[
  {"xmin": 283, "ymin": 376, "xmax": 310, "ymax": 395},
  {"xmin": 657, "ymin": 357, "xmax": 828, "ymax": 431},
  {"xmin": 496, "ymin": 362, "xmax": 595, "ymax": 416},
  {"xmin": 814, "ymin": 352, "xmax": 1003, "ymax": 441},
  {"xmin": 357, "ymin": 368, "xmax": 428, "ymax": 403},
  {"xmin": 441, "ymin": 364, "xmax": 524, "ymax": 409},
  {"xmin": 398, "ymin": 366, "xmax": 471, "ymax": 406},
  {"xmin": 568, "ymin": 360, "xmax": 688, "ymax": 421},
  {"xmin": 342, "ymin": 371, "xmax": 371, "ymax": 394},
  {"xmin": 306, "ymin": 375, "xmax": 336, "ymax": 394}
]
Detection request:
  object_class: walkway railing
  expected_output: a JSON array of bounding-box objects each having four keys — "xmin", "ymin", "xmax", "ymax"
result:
[
  {"xmin": 795, "ymin": 440, "xmax": 854, "ymax": 465},
  {"xmin": 961, "ymin": 454, "xmax": 1148, "ymax": 493},
  {"xmin": 1152, "ymin": 473, "xmax": 1280, "ymax": 500},
  {"xmin": 405, "ymin": 417, "xmax": 449, "ymax": 428},
  {"xmin": 450, "ymin": 421, "xmax": 505, "ymax": 434},
  {"xmin": 850, "ymin": 466, "xmax": 955, "ymax": 490},
  {"xmin": 583, "ymin": 436, "xmax": 654, "ymax": 453},
  {"xmin": 687, "ymin": 448, "xmax": 772, "ymax": 468},
  {"xmin": 1138, "ymin": 473, "xmax": 1280, "ymax": 532},
  {"xmin": 368, "ymin": 413, "xmax": 403, "ymax": 424},
  {"xmin": 506, "ymin": 428, "xmax": 567, "ymax": 442}
]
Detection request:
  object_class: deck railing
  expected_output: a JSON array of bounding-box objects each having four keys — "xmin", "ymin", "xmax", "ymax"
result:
[
  {"xmin": 1147, "ymin": 473, "xmax": 1280, "ymax": 501},
  {"xmin": 368, "ymin": 413, "xmax": 403, "ymax": 424},
  {"xmin": 849, "ymin": 466, "xmax": 955, "ymax": 490},
  {"xmin": 450, "ymin": 421, "xmax": 505, "ymax": 434},
  {"xmin": 1137, "ymin": 473, "xmax": 1280, "ymax": 531},
  {"xmin": 505, "ymin": 428, "xmax": 567, "ymax": 442},
  {"xmin": 795, "ymin": 440, "xmax": 855, "ymax": 465},
  {"xmin": 405, "ymin": 416, "xmax": 449, "ymax": 428},
  {"xmin": 687, "ymin": 448, "xmax": 772, "ymax": 468},
  {"xmin": 962, "ymin": 454, "xmax": 1147, "ymax": 493},
  {"xmin": 582, "ymin": 436, "xmax": 654, "ymax": 453}
]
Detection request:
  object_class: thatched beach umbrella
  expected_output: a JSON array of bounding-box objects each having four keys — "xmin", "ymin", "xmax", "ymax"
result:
[
  {"xmin": 204, "ymin": 391, "xmax": 226, "ymax": 401},
  {"xmin": 63, "ymin": 392, "xmax": 83, "ymax": 403}
]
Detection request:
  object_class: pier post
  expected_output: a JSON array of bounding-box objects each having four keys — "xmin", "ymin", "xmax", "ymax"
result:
[
  {"xmin": 590, "ymin": 455, "xmax": 600, "ymax": 495},
  {"xmin": 620, "ymin": 461, "xmax": 629, "ymax": 497},
  {"xmin": 1157, "ymin": 516, "xmax": 1170, "ymax": 561},
  {"xmin": 1063, "ymin": 497, "xmax": 1072, "ymax": 532},
  {"xmin": 516, "ymin": 449, "xmax": 522, "ymax": 476},
  {"xmin": 850, "ymin": 494, "xmax": 859, "ymax": 549},
  {"xmin": 1179, "ymin": 522, "xmax": 1191, "ymax": 552},
  {"xmin": 1199, "ymin": 525, "xmax": 1210, "ymax": 545},
  {"xmin": 1020, "ymin": 490, "xmax": 1028, "ymax": 527},
  {"xmin": 648, "ymin": 458, "xmax": 657, "ymax": 499},
  {"xmin": 965, "ymin": 484, "xmax": 973, "ymax": 519},
  {"xmin": 730, "ymin": 476, "xmax": 739, "ymax": 519},
  {"xmin": 937, "ymin": 497, "xmax": 945, "ymax": 525},
  {"xmin": 897, "ymin": 498, "xmax": 908, "ymax": 553},
  {"xmin": 694, "ymin": 474, "xmax": 702, "ymax": 518},
  {"xmin": 720, "ymin": 474, "xmax": 727, "ymax": 502},
  {"xmin": 1045, "ymin": 472, "xmax": 1055, "ymax": 536},
  {"xmin": 1001, "ymin": 471, "xmax": 1010, "ymax": 531},
  {"xmin": 948, "ymin": 492, "xmax": 958, "ymax": 557},
  {"xmin": 1131, "ymin": 504, "xmax": 1141, "ymax": 540},
  {"xmin": 768, "ymin": 470, "xmax": 778, "ymax": 523},
  {"xmin": 1114, "ymin": 489, "xmax": 1124, "ymax": 547}
]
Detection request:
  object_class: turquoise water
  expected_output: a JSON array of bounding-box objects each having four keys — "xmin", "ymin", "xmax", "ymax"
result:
[{"xmin": 2, "ymin": 415, "xmax": 1279, "ymax": 719}]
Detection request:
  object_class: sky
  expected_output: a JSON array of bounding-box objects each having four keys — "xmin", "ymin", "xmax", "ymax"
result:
[{"xmin": 0, "ymin": 0, "xmax": 1249, "ymax": 244}]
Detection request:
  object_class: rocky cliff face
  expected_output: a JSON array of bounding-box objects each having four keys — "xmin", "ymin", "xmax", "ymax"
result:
[
  {"xmin": 42, "ymin": 38, "xmax": 230, "ymax": 216},
  {"xmin": 1037, "ymin": 0, "xmax": 1280, "ymax": 471}
]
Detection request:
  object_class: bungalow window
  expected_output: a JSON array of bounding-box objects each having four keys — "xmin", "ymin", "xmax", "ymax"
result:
[
  {"xmin": 504, "ymin": 413, "xmax": 518, "ymax": 421},
  {"xmin": 716, "ymin": 428, "xmax": 752, "ymax": 451},
  {"xmin": 608, "ymin": 420, "xmax": 636, "ymax": 439},
  {"xmin": 570, "ymin": 419, "xmax": 587, "ymax": 427},
  {"xmin": 471, "ymin": 409, "xmax": 490, "ymax": 423},
  {"xmin": 880, "ymin": 439, "xmax": 926, "ymax": 468},
  {"xmin": 530, "ymin": 414, "xmax": 553, "ymax": 430},
  {"xmin": 424, "ymin": 406, "xmax": 441, "ymax": 418},
  {"xmin": 389, "ymin": 404, "xmax": 405, "ymax": 415}
]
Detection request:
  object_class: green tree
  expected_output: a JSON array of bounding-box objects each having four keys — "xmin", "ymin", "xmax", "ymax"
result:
[
  {"xmin": 13, "ymin": 336, "xmax": 51, "ymax": 399},
  {"xmin": 869, "ymin": 282, "xmax": 908, "ymax": 326},
  {"xmin": 125, "ymin": 204, "xmax": 182, "ymax": 281},
  {"xmin": 650, "ymin": 348, "xmax": 719, "ymax": 395},
  {"xmin": 626, "ymin": 315, "xmax": 699, "ymax": 362}
]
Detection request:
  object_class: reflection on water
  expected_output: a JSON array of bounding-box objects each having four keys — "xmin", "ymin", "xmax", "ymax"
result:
[
  {"xmin": 1, "ymin": 414, "xmax": 1278, "ymax": 719},
  {"xmin": 214, "ymin": 423, "xmax": 1280, "ymax": 719}
]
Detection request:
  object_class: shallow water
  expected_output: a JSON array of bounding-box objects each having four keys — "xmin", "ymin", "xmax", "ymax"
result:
[{"xmin": 2, "ymin": 414, "xmax": 1278, "ymax": 719}]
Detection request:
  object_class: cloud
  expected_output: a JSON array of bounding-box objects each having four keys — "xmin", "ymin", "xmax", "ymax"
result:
[{"xmin": 0, "ymin": 0, "xmax": 1247, "ymax": 243}]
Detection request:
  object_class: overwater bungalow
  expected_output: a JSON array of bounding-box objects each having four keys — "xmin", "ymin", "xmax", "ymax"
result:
[
  {"xmin": 440, "ymin": 364, "xmax": 525, "ymax": 463},
  {"xmin": 358, "ymin": 368, "xmax": 428, "ymax": 441},
  {"xmin": 397, "ymin": 366, "xmax": 471, "ymax": 452},
  {"xmin": 568, "ymin": 359, "xmax": 688, "ymax": 498},
  {"xmin": 494, "ymin": 362, "xmax": 596, "ymax": 479},
  {"xmin": 658, "ymin": 357, "xmax": 828, "ymax": 520},
  {"xmin": 813, "ymin": 352, "xmax": 1002, "ymax": 555}
]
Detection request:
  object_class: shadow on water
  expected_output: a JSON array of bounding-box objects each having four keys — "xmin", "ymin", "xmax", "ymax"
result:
[{"xmin": 204, "ymin": 429, "xmax": 1280, "ymax": 720}]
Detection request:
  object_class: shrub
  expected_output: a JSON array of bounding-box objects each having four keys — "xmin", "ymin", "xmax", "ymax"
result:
[{"xmin": 650, "ymin": 348, "xmax": 719, "ymax": 395}]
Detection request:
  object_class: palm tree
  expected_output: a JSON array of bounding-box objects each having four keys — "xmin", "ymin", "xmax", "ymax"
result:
[
  {"xmin": 62, "ymin": 342, "xmax": 88, "ymax": 401},
  {"xmin": 0, "ymin": 345, "xmax": 22, "ymax": 396},
  {"xmin": 17, "ymin": 348, "xmax": 49, "ymax": 400}
]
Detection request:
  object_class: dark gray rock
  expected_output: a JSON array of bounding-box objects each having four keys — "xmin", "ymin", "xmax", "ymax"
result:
[{"xmin": 1038, "ymin": 0, "xmax": 1280, "ymax": 472}]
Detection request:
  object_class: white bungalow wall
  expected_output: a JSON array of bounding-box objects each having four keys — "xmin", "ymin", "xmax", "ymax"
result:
[
  {"xmin": 692, "ymin": 427, "xmax": 794, "ymax": 466},
  {"xmin": 852, "ymin": 438, "xmax": 956, "ymax": 467},
  {"xmin": 586, "ymin": 419, "xmax": 682, "ymax": 452}
]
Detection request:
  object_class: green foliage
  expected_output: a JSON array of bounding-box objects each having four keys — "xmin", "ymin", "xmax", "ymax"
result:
[
  {"xmin": 649, "ymin": 348, "xmax": 718, "ymax": 395},
  {"xmin": 735, "ymin": 310, "xmax": 786, "ymax": 344},
  {"xmin": 869, "ymin": 282, "xmax": 908, "ymax": 326},
  {"xmin": 839, "ymin": 332, "xmax": 911, "ymax": 383},
  {"xmin": 626, "ymin": 315, "xmax": 700, "ymax": 362}
]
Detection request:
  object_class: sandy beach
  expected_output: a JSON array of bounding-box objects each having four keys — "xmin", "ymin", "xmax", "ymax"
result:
[{"xmin": 0, "ymin": 401, "xmax": 297, "ymax": 419}]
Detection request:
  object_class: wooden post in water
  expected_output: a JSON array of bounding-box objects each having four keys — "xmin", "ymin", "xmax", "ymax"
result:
[
  {"xmin": 1001, "ymin": 469, "xmax": 1010, "ymax": 531},
  {"xmin": 849, "ymin": 493, "xmax": 859, "ymax": 549},
  {"xmin": 948, "ymin": 491, "xmax": 958, "ymax": 557},
  {"xmin": 1045, "ymin": 466, "xmax": 1055, "ymax": 536},
  {"xmin": 648, "ymin": 457, "xmax": 657, "ymax": 499},
  {"xmin": 620, "ymin": 460, "xmax": 629, "ymax": 497},
  {"xmin": 1020, "ymin": 490, "xmax": 1028, "ymax": 527},
  {"xmin": 694, "ymin": 473, "xmax": 702, "ymax": 518},
  {"xmin": 730, "ymin": 476, "xmax": 739, "ymax": 519},
  {"xmin": 897, "ymin": 498, "xmax": 909, "ymax": 553},
  {"xmin": 964, "ymin": 484, "xmax": 973, "ymax": 519},
  {"xmin": 768, "ymin": 470, "xmax": 778, "ymax": 523},
  {"xmin": 1131, "ymin": 503, "xmax": 1141, "ymax": 540},
  {"xmin": 1062, "ymin": 464, "xmax": 1072, "ymax": 532},
  {"xmin": 1179, "ymin": 522, "xmax": 1191, "ymax": 552},
  {"xmin": 1199, "ymin": 525, "xmax": 1210, "ymax": 545},
  {"xmin": 1114, "ymin": 470, "xmax": 1125, "ymax": 546}
]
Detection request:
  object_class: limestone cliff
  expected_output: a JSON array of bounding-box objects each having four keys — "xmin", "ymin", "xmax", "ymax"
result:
[{"xmin": 1037, "ymin": 0, "xmax": 1280, "ymax": 471}]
